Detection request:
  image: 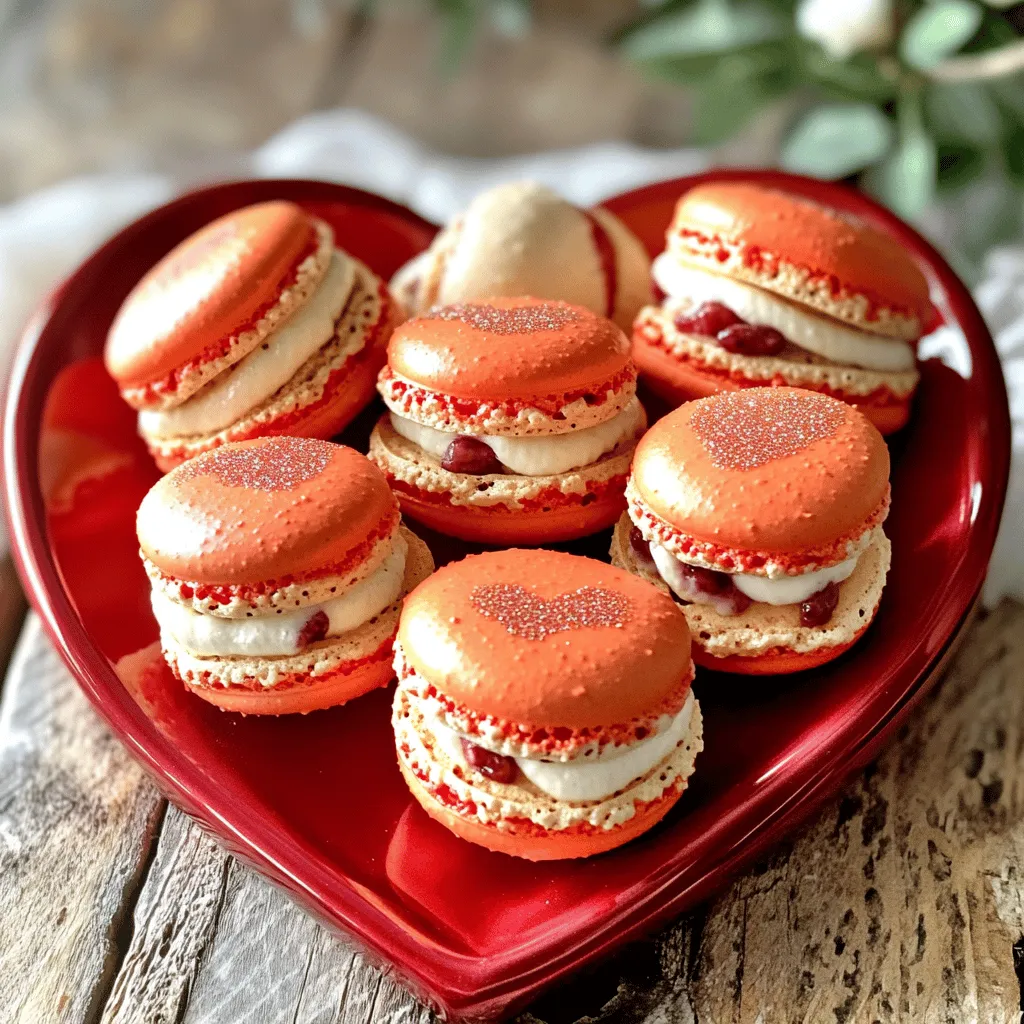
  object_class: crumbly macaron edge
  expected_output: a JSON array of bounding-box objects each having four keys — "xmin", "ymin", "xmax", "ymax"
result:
[
  {"xmin": 626, "ymin": 477, "xmax": 889, "ymax": 577},
  {"xmin": 378, "ymin": 365, "xmax": 637, "ymax": 437},
  {"xmin": 121, "ymin": 219, "xmax": 334, "ymax": 412}
]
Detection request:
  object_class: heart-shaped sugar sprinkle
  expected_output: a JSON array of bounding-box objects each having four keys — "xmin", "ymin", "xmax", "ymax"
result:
[
  {"xmin": 469, "ymin": 583, "xmax": 631, "ymax": 641},
  {"xmin": 691, "ymin": 390, "xmax": 846, "ymax": 470}
]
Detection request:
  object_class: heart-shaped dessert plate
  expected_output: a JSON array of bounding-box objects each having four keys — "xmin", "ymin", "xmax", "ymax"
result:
[{"xmin": 4, "ymin": 174, "xmax": 1010, "ymax": 1021}]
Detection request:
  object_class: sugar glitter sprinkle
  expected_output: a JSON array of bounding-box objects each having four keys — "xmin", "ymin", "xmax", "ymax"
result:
[
  {"xmin": 469, "ymin": 583, "xmax": 631, "ymax": 640},
  {"xmin": 691, "ymin": 390, "xmax": 846, "ymax": 470},
  {"xmin": 176, "ymin": 436, "xmax": 335, "ymax": 491},
  {"xmin": 424, "ymin": 301, "xmax": 581, "ymax": 334}
]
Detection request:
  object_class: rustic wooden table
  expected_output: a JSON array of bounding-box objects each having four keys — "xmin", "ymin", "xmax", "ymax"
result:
[{"xmin": 2, "ymin": 4, "xmax": 1023, "ymax": 1022}]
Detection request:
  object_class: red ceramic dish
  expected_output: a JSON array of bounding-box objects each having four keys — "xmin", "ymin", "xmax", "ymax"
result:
[{"xmin": 3, "ymin": 175, "xmax": 1010, "ymax": 1021}]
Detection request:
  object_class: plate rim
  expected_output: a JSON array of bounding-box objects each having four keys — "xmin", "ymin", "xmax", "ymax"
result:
[{"xmin": 2, "ymin": 172, "xmax": 1012, "ymax": 1020}]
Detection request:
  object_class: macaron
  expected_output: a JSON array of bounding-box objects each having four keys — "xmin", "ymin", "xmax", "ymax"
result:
[
  {"xmin": 633, "ymin": 183, "xmax": 931, "ymax": 434},
  {"xmin": 368, "ymin": 297, "xmax": 646, "ymax": 543},
  {"xmin": 137, "ymin": 436, "xmax": 434, "ymax": 714},
  {"xmin": 106, "ymin": 200, "xmax": 401, "ymax": 471},
  {"xmin": 610, "ymin": 387, "xmax": 891, "ymax": 674},
  {"xmin": 391, "ymin": 181, "xmax": 651, "ymax": 331},
  {"xmin": 392, "ymin": 548, "xmax": 702, "ymax": 860}
]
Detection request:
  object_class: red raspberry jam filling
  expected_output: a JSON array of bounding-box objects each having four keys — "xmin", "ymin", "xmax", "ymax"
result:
[
  {"xmin": 441, "ymin": 435, "xmax": 506, "ymax": 475},
  {"xmin": 460, "ymin": 738, "xmax": 519, "ymax": 783},
  {"xmin": 629, "ymin": 526, "xmax": 656, "ymax": 567},
  {"xmin": 800, "ymin": 581, "xmax": 841, "ymax": 627},
  {"xmin": 673, "ymin": 301, "xmax": 786, "ymax": 357},
  {"xmin": 297, "ymin": 610, "xmax": 329, "ymax": 648}
]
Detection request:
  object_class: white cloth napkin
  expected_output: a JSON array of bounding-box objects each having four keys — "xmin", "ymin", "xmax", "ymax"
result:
[{"xmin": 0, "ymin": 109, "xmax": 1020, "ymax": 606}]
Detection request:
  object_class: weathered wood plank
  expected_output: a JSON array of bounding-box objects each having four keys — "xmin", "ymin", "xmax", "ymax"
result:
[{"xmin": 0, "ymin": 614, "xmax": 164, "ymax": 1024}]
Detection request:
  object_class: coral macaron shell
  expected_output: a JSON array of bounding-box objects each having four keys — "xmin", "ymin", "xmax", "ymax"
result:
[
  {"xmin": 387, "ymin": 298, "xmax": 631, "ymax": 401},
  {"xmin": 671, "ymin": 183, "xmax": 932, "ymax": 335},
  {"xmin": 397, "ymin": 549, "xmax": 691, "ymax": 728},
  {"xmin": 105, "ymin": 200, "xmax": 318, "ymax": 388},
  {"xmin": 631, "ymin": 388, "xmax": 889, "ymax": 554},
  {"xmin": 137, "ymin": 437, "xmax": 399, "ymax": 585}
]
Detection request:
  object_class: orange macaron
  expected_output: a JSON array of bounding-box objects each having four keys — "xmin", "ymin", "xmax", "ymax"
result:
[
  {"xmin": 390, "ymin": 181, "xmax": 652, "ymax": 331},
  {"xmin": 633, "ymin": 183, "xmax": 932, "ymax": 433},
  {"xmin": 137, "ymin": 436, "xmax": 433, "ymax": 714},
  {"xmin": 368, "ymin": 297, "xmax": 647, "ymax": 544},
  {"xmin": 105, "ymin": 200, "xmax": 400, "ymax": 471},
  {"xmin": 392, "ymin": 548, "xmax": 702, "ymax": 860},
  {"xmin": 610, "ymin": 387, "xmax": 891, "ymax": 674}
]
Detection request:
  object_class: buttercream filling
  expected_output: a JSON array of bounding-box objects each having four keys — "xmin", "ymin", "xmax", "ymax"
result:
[
  {"xmin": 139, "ymin": 250, "xmax": 356, "ymax": 439},
  {"xmin": 388, "ymin": 396, "xmax": 645, "ymax": 476},
  {"xmin": 649, "ymin": 539, "xmax": 858, "ymax": 607},
  {"xmin": 152, "ymin": 536, "xmax": 406, "ymax": 657},
  {"xmin": 426, "ymin": 690, "xmax": 695, "ymax": 802},
  {"xmin": 652, "ymin": 255, "xmax": 915, "ymax": 373}
]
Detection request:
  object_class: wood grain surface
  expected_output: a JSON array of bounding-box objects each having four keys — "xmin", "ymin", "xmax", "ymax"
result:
[{"xmin": 2, "ymin": 602, "xmax": 1023, "ymax": 1023}]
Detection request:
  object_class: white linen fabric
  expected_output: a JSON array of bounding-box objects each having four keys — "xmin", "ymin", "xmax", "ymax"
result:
[{"xmin": 0, "ymin": 109, "xmax": 1019, "ymax": 605}]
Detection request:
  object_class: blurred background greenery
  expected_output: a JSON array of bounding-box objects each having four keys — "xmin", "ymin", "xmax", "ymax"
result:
[{"xmin": 2, "ymin": 0, "xmax": 1023, "ymax": 278}]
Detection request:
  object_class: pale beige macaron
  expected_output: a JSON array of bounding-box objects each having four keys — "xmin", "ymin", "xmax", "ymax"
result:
[{"xmin": 391, "ymin": 181, "xmax": 651, "ymax": 330}]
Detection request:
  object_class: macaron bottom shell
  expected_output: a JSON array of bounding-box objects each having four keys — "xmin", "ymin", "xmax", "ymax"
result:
[
  {"xmin": 397, "ymin": 758, "xmax": 688, "ymax": 861},
  {"xmin": 632, "ymin": 324, "xmax": 913, "ymax": 436},
  {"xmin": 174, "ymin": 636, "xmax": 396, "ymax": 715},
  {"xmin": 610, "ymin": 513, "xmax": 890, "ymax": 675},
  {"xmin": 162, "ymin": 527, "xmax": 434, "ymax": 715},
  {"xmin": 368, "ymin": 416, "xmax": 632, "ymax": 544}
]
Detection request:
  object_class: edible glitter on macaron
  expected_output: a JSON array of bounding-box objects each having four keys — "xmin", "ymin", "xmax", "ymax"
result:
[
  {"xmin": 425, "ymin": 301, "xmax": 581, "ymax": 334},
  {"xmin": 470, "ymin": 583, "xmax": 632, "ymax": 641},
  {"xmin": 176, "ymin": 435, "xmax": 335, "ymax": 491},
  {"xmin": 690, "ymin": 390, "xmax": 847, "ymax": 471}
]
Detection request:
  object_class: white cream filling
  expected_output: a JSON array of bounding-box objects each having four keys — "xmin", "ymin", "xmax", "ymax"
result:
[
  {"xmin": 653, "ymin": 255, "xmax": 915, "ymax": 373},
  {"xmin": 152, "ymin": 537, "xmax": 406, "ymax": 657},
  {"xmin": 650, "ymin": 539, "xmax": 858, "ymax": 608},
  {"xmin": 428, "ymin": 690, "xmax": 695, "ymax": 803},
  {"xmin": 139, "ymin": 250, "xmax": 356, "ymax": 439},
  {"xmin": 388, "ymin": 396, "xmax": 645, "ymax": 476}
]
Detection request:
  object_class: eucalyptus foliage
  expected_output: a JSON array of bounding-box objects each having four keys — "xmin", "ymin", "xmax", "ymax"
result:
[{"xmin": 615, "ymin": 0, "xmax": 1024, "ymax": 277}]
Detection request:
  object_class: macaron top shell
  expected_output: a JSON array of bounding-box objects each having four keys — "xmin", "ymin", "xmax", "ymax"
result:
[
  {"xmin": 631, "ymin": 388, "xmax": 889, "ymax": 554},
  {"xmin": 106, "ymin": 201, "xmax": 320, "ymax": 388},
  {"xmin": 137, "ymin": 437, "xmax": 399, "ymax": 584},
  {"xmin": 398, "ymin": 549, "xmax": 691, "ymax": 728},
  {"xmin": 670, "ymin": 183, "xmax": 932, "ymax": 335},
  {"xmin": 386, "ymin": 297, "xmax": 631, "ymax": 402}
]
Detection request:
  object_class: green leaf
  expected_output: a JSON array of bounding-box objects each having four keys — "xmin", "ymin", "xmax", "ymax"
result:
[
  {"xmin": 620, "ymin": 0, "xmax": 785, "ymax": 61},
  {"xmin": 863, "ymin": 127, "xmax": 937, "ymax": 221},
  {"xmin": 435, "ymin": 0, "xmax": 477, "ymax": 69},
  {"xmin": 1004, "ymin": 126, "xmax": 1024, "ymax": 185},
  {"xmin": 925, "ymin": 81, "xmax": 1005, "ymax": 145},
  {"xmin": 798, "ymin": 46, "xmax": 897, "ymax": 105},
  {"xmin": 900, "ymin": 0, "xmax": 984, "ymax": 70},
  {"xmin": 781, "ymin": 103, "xmax": 893, "ymax": 178},
  {"xmin": 690, "ymin": 41, "xmax": 797, "ymax": 144},
  {"xmin": 936, "ymin": 143, "xmax": 987, "ymax": 191}
]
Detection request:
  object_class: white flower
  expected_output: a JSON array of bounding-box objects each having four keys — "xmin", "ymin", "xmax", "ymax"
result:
[{"xmin": 796, "ymin": 0, "xmax": 893, "ymax": 60}]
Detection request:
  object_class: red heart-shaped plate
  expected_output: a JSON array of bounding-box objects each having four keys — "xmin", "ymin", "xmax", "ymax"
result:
[{"xmin": 3, "ymin": 174, "xmax": 1010, "ymax": 1020}]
